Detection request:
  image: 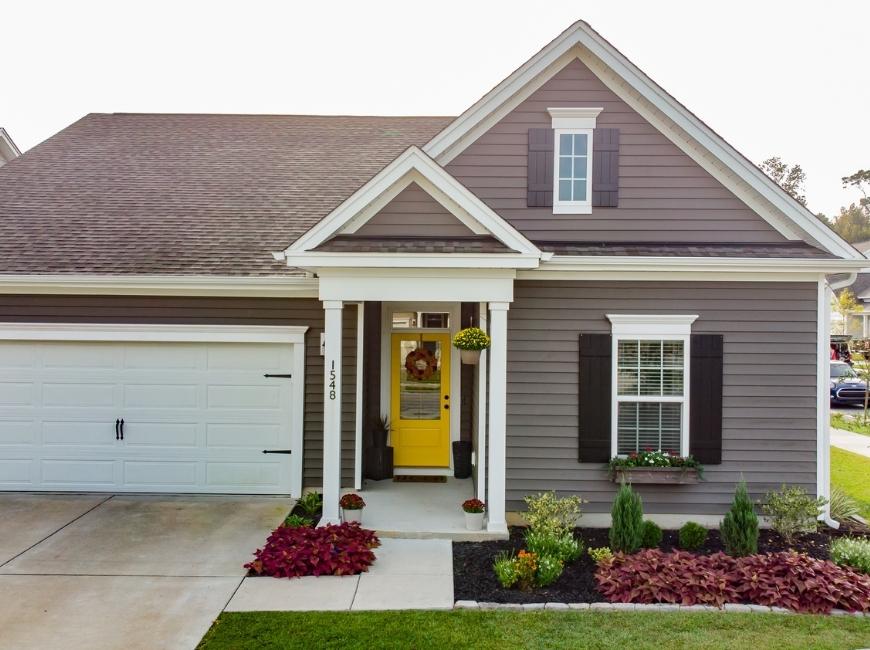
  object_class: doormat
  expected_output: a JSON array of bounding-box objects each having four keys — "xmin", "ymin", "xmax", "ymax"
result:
[{"xmin": 393, "ymin": 475, "xmax": 447, "ymax": 483}]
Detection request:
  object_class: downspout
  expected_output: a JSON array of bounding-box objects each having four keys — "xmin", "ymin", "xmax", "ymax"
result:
[{"xmin": 820, "ymin": 272, "xmax": 858, "ymax": 529}]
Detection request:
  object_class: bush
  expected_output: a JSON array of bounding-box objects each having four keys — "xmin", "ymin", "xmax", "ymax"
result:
[
  {"xmin": 830, "ymin": 486, "xmax": 860, "ymax": 522},
  {"xmin": 493, "ymin": 551, "xmax": 518, "ymax": 588},
  {"xmin": 283, "ymin": 513, "xmax": 313, "ymax": 528},
  {"xmin": 595, "ymin": 548, "xmax": 870, "ymax": 613},
  {"xmin": 246, "ymin": 522, "xmax": 380, "ymax": 578},
  {"xmin": 297, "ymin": 492, "xmax": 323, "ymax": 516},
  {"xmin": 640, "ymin": 520, "xmax": 663, "ymax": 549},
  {"xmin": 536, "ymin": 554, "xmax": 565, "ymax": 587},
  {"xmin": 524, "ymin": 529, "xmax": 583, "ymax": 563},
  {"xmin": 588, "ymin": 546, "xmax": 614, "ymax": 565},
  {"xmin": 831, "ymin": 537, "xmax": 870, "ymax": 574},
  {"xmin": 492, "ymin": 548, "xmax": 565, "ymax": 590},
  {"xmin": 762, "ymin": 485, "xmax": 825, "ymax": 544},
  {"xmin": 678, "ymin": 522, "xmax": 708, "ymax": 551},
  {"xmin": 523, "ymin": 491, "xmax": 584, "ymax": 538},
  {"xmin": 609, "ymin": 483, "xmax": 644, "ymax": 553},
  {"xmin": 720, "ymin": 479, "xmax": 758, "ymax": 557}
]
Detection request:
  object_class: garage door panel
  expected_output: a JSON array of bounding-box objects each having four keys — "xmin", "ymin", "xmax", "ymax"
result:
[
  {"xmin": 207, "ymin": 385, "xmax": 282, "ymax": 409},
  {"xmin": 207, "ymin": 461, "xmax": 283, "ymax": 489},
  {"xmin": 123, "ymin": 460, "xmax": 198, "ymax": 488},
  {"xmin": 207, "ymin": 345, "xmax": 284, "ymax": 371},
  {"xmin": 43, "ymin": 383, "xmax": 115, "ymax": 408},
  {"xmin": 124, "ymin": 384, "xmax": 199, "ymax": 409},
  {"xmin": 123, "ymin": 346, "xmax": 201, "ymax": 370},
  {"xmin": 0, "ymin": 420, "xmax": 36, "ymax": 445},
  {"xmin": 0, "ymin": 382, "xmax": 35, "ymax": 406},
  {"xmin": 41, "ymin": 459, "xmax": 116, "ymax": 486},
  {"xmin": 206, "ymin": 423, "xmax": 280, "ymax": 448},
  {"xmin": 43, "ymin": 344, "xmax": 117, "ymax": 369},
  {"xmin": 0, "ymin": 459, "xmax": 32, "ymax": 483},
  {"xmin": 119, "ymin": 421, "xmax": 200, "ymax": 448},
  {"xmin": 0, "ymin": 344, "xmax": 38, "ymax": 367},
  {"xmin": 43, "ymin": 420, "xmax": 118, "ymax": 446}
]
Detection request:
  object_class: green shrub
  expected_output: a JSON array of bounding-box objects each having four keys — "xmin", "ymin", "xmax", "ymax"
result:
[
  {"xmin": 678, "ymin": 521, "xmax": 708, "ymax": 551},
  {"xmin": 283, "ymin": 513, "xmax": 313, "ymax": 528},
  {"xmin": 830, "ymin": 537, "xmax": 870, "ymax": 574},
  {"xmin": 609, "ymin": 483, "xmax": 644, "ymax": 553},
  {"xmin": 524, "ymin": 529, "xmax": 584, "ymax": 563},
  {"xmin": 523, "ymin": 491, "xmax": 584, "ymax": 538},
  {"xmin": 588, "ymin": 546, "xmax": 614, "ymax": 565},
  {"xmin": 297, "ymin": 492, "xmax": 323, "ymax": 517},
  {"xmin": 640, "ymin": 520, "xmax": 663, "ymax": 549},
  {"xmin": 829, "ymin": 486, "xmax": 860, "ymax": 522},
  {"xmin": 721, "ymin": 479, "xmax": 759, "ymax": 557},
  {"xmin": 535, "ymin": 554, "xmax": 565, "ymax": 587},
  {"xmin": 762, "ymin": 485, "xmax": 825, "ymax": 544},
  {"xmin": 493, "ymin": 551, "xmax": 518, "ymax": 588}
]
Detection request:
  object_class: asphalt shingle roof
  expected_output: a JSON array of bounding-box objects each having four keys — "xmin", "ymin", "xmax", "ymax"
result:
[
  {"xmin": 0, "ymin": 113, "xmax": 453, "ymax": 275},
  {"xmin": 314, "ymin": 235, "xmax": 515, "ymax": 254}
]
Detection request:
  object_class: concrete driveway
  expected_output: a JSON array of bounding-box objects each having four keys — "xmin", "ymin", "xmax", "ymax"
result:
[{"xmin": 0, "ymin": 493, "xmax": 289, "ymax": 650}]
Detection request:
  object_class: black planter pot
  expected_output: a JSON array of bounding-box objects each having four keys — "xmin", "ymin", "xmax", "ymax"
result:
[{"xmin": 453, "ymin": 440, "xmax": 473, "ymax": 479}]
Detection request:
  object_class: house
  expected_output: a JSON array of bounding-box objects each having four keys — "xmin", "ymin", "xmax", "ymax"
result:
[
  {"xmin": 0, "ymin": 128, "xmax": 20, "ymax": 167},
  {"xmin": 0, "ymin": 21, "xmax": 864, "ymax": 534}
]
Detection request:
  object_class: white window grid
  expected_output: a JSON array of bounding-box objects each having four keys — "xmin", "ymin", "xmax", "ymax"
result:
[{"xmin": 552, "ymin": 127, "xmax": 593, "ymax": 214}]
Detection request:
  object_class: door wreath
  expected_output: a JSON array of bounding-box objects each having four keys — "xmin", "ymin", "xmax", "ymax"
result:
[{"xmin": 404, "ymin": 347, "xmax": 438, "ymax": 381}]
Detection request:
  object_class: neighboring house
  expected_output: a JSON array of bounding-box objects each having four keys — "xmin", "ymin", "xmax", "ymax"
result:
[
  {"xmin": 0, "ymin": 21, "xmax": 864, "ymax": 533},
  {"xmin": 0, "ymin": 128, "xmax": 21, "ymax": 167},
  {"xmin": 837, "ymin": 271, "xmax": 870, "ymax": 337}
]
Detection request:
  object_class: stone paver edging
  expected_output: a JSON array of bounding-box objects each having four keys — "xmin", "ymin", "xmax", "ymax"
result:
[{"xmin": 454, "ymin": 601, "xmax": 869, "ymax": 617}]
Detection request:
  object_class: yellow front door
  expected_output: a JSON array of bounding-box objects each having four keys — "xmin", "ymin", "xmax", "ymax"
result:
[{"xmin": 391, "ymin": 333, "xmax": 451, "ymax": 467}]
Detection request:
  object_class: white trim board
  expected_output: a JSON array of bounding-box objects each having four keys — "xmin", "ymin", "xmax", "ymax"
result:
[
  {"xmin": 284, "ymin": 146, "xmax": 541, "ymax": 259},
  {"xmin": 0, "ymin": 323, "xmax": 309, "ymax": 344},
  {"xmin": 421, "ymin": 21, "xmax": 861, "ymax": 262}
]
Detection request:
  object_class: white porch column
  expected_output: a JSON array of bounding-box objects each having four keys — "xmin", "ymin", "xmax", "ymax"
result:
[
  {"xmin": 476, "ymin": 302, "xmax": 488, "ymax": 502},
  {"xmin": 487, "ymin": 301, "xmax": 509, "ymax": 534},
  {"xmin": 320, "ymin": 300, "xmax": 343, "ymax": 526}
]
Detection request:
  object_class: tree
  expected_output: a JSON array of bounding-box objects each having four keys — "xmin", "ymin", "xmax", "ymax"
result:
[
  {"xmin": 759, "ymin": 156, "xmax": 807, "ymax": 205},
  {"xmin": 830, "ymin": 204, "xmax": 870, "ymax": 243},
  {"xmin": 832, "ymin": 288, "xmax": 863, "ymax": 335},
  {"xmin": 842, "ymin": 169, "xmax": 870, "ymax": 216}
]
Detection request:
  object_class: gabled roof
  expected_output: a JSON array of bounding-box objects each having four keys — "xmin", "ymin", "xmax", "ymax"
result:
[
  {"xmin": 283, "ymin": 146, "xmax": 542, "ymax": 268},
  {"xmin": 0, "ymin": 128, "xmax": 21, "ymax": 165},
  {"xmin": 422, "ymin": 20, "xmax": 862, "ymax": 262}
]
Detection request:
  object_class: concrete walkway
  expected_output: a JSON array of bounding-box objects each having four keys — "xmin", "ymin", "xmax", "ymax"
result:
[
  {"xmin": 226, "ymin": 538, "xmax": 454, "ymax": 611},
  {"xmin": 831, "ymin": 427, "xmax": 870, "ymax": 458}
]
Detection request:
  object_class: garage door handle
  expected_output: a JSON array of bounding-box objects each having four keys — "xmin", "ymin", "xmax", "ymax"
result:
[
  {"xmin": 115, "ymin": 419, "xmax": 120, "ymax": 440},
  {"xmin": 263, "ymin": 374, "xmax": 293, "ymax": 379},
  {"xmin": 262, "ymin": 449, "xmax": 292, "ymax": 454},
  {"xmin": 119, "ymin": 419, "xmax": 125, "ymax": 441}
]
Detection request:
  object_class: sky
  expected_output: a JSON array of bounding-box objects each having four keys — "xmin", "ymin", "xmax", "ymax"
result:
[{"xmin": 3, "ymin": 0, "xmax": 868, "ymax": 218}]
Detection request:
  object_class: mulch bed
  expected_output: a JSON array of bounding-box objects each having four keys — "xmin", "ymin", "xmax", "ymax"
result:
[{"xmin": 453, "ymin": 523, "xmax": 869, "ymax": 604}]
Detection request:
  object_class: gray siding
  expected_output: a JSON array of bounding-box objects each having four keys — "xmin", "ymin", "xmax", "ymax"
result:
[
  {"xmin": 354, "ymin": 182, "xmax": 474, "ymax": 237},
  {"xmin": 507, "ymin": 280, "xmax": 818, "ymax": 514},
  {"xmin": 0, "ymin": 294, "xmax": 358, "ymax": 489},
  {"xmin": 447, "ymin": 59, "xmax": 787, "ymax": 243}
]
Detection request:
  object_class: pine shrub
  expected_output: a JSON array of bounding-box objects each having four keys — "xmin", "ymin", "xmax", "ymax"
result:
[
  {"xmin": 609, "ymin": 482, "xmax": 644, "ymax": 553},
  {"xmin": 640, "ymin": 520, "xmax": 663, "ymax": 549},
  {"xmin": 720, "ymin": 479, "xmax": 758, "ymax": 557}
]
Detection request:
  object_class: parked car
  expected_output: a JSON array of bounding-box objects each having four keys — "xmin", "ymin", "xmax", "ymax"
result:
[{"xmin": 830, "ymin": 361, "xmax": 869, "ymax": 405}]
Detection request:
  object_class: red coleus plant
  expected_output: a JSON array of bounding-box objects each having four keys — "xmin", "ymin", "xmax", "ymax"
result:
[
  {"xmin": 245, "ymin": 522, "xmax": 380, "ymax": 578},
  {"xmin": 339, "ymin": 493, "xmax": 365, "ymax": 510},
  {"xmin": 596, "ymin": 549, "xmax": 870, "ymax": 614},
  {"xmin": 462, "ymin": 498, "xmax": 486, "ymax": 513}
]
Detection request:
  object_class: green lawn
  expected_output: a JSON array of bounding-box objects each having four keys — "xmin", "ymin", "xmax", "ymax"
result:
[
  {"xmin": 197, "ymin": 610, "xmax": 870, "ymax": 650},
  {"xmin": 831, "ymin": 446, "xmax": 870, "ymax": 519},
  {"xmin": 831, "ymin": 412, "xmax": 870, "ymax": 436}
]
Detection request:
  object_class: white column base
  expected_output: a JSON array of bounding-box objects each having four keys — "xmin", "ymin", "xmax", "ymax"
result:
[{"xmin": 486, "ymin": 519, "xmax": 508, "ymax": 535}]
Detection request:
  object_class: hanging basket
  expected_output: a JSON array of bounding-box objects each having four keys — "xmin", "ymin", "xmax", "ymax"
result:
[{"xmin": 460, "ymin": 349, "xmax": 481, "ymax": 365}]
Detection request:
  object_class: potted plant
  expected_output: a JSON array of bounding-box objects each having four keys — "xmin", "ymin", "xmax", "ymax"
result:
[
  {"xmin": 462, "ymin": 498, "xmax": 486, "ymax": 530},
  {"xmin": 607, "ymin": 450, "xmax": 703, "ymax": 484},
  {"xmin": 339, "ymin": 493, "xmax": 366, "ymax": 523},
  {"xmin": 453, "ymin": 327, "xmax": 491, "ymax": 365}
]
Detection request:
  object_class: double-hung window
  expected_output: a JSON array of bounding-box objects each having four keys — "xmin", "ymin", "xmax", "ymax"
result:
[
  {"xmin": 607, "ymin": 315, "xmax": 697, "ymax": 457},
  {"xmin": 548, "ymin": 107, "xmax": 602, "ymax": 215}
]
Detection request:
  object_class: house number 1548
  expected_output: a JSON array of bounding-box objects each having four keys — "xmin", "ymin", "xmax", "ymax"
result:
[{"xmin": 328, "ymin": 360, "xmax": 336, "ymax": 400}]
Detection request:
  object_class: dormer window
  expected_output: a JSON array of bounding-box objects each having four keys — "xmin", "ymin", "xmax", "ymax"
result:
[{"xmin": 548, "ymin": 107, "xmax": 603, "ymax": 215}]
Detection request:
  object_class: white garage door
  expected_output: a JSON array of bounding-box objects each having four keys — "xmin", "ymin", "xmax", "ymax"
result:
[{"xmin": 0, "ymin": 331, "xmax": 303, "ymax": 495}]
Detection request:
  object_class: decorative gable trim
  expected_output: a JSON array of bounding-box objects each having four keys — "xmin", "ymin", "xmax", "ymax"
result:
[
  {"xmin": 422, "ymin": 21, "xmax": 862, "ymax": 262},
  {"xmin": 285, "ymin": 146, "xmax": 542, "ymax": 259},
  {"xmin": 548, "ymin": 107, "xmax": 602, "ymax": 129}
]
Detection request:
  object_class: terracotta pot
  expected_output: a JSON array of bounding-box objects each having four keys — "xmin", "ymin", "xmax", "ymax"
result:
[
  {"xmin": 460, "ymin": 349, "xmax": 481, "ymax": 365},
  {"xmin": 342, "ymin": 508, "xmax": 363, "ymax": 523},
  {"xmin": 464, "ymin": 511, "xmax": 485, "ymax": 530}
]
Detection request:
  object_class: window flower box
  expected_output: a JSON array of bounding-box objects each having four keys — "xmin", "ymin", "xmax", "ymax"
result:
[{"xmin": 608, "ymin": 450, "xmax": 703, "ymax": 484}]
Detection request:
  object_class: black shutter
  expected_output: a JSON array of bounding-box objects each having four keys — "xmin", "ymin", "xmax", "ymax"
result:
[
  {"xmin": 592, "ymin": 128, "xmax": 619, "ymax": 207},
  {"xmin": 578, "ymin": 333, "xmax": 612, "ymax": 463},
  {"xmin": 527, "ymin": 128, "xmax": 554, "ymax": 207},
  {"xmin": 689, "ymin": 334, "xmax": 724, "ymax": 465}
]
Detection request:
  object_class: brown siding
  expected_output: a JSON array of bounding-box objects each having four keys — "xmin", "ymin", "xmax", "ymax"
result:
[
  {"xmin": 0, "ymin": 294, "xmax": 358, "ymax": 489},
  {"xmin": 447, "ymin": 59, "xmax": 787, "ymax": 243},
  {"xmin": 353, "ymin": 182, "xmax": 474, "ymax": 237},
  {"xmin": 507, "ymin": 280, "xmax": 817, "ymax": 514}
]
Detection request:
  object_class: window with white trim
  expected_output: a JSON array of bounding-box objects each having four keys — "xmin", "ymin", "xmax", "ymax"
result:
[
  {"xmin": 607, "ymin": 315, "xmax": 697, "ymax": 457},
  {"xmin": 548, "ymin": 107, "xmax": 602, "ymax": 215}
]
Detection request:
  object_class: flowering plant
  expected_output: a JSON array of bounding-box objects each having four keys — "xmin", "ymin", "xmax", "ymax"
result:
[
  {"xmin": 608, "ymin": 449, "xmax": 703, "ymax": 478},
  {"xmin": 452, "ymin": 327, "xmax": 491, "ymax": 351},
  {"xmin": 339, "ymin": 493, "xmax": 366, "ymax": 510},
  {"xmin": 462, "ymin": 498, "xmax": 486, "ymax": 513}
]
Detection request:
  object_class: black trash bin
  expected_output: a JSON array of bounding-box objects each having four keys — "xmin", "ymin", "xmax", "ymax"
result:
[{"xmin": 452, "ymin": 440, "xmax": 473, "ymax": 479}]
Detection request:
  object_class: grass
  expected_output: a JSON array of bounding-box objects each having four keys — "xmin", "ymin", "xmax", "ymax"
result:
[
  {"xmin": 831, "ymin": 446, "xmax": 870, "ymax": 519},
  {"xmin": 197, "ymin": 610, "xmax": 870, "ymax": 650},
  {"xmin": 831, "ymin": 412, "xmax": 870, "ymax": 436}
]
